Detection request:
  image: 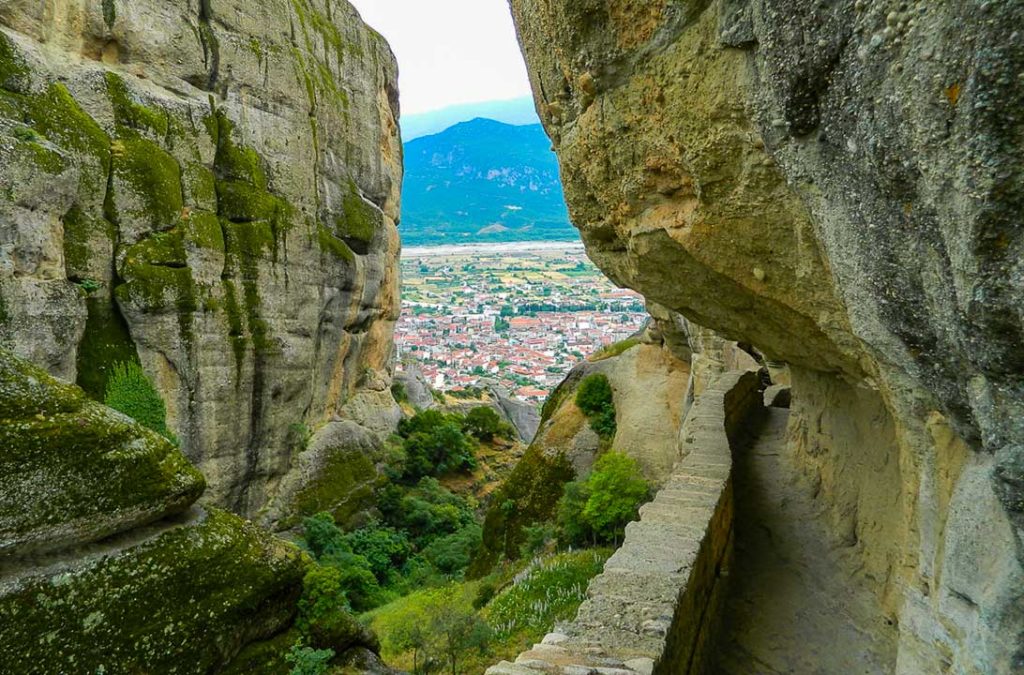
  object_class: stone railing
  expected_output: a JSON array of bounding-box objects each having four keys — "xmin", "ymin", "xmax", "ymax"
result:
[{"xmin": 486, "ymin": 369, "xmax": 763, "ymax": 675}]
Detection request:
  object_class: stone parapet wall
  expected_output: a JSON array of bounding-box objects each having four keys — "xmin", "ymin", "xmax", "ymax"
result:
[{"xmin": 486, "ymin": 369, "xmax": 763, "ymax": 675}]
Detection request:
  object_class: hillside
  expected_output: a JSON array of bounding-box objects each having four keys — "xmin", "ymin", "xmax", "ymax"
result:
[{"xmin": 400, "ymin": 118, "xmax": 575, "ymax": 245}]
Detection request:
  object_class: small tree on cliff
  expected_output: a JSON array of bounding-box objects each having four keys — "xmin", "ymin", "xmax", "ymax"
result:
[{"xmin": 575, "ymin": 373, "xmax": 616, "ymax": 439}]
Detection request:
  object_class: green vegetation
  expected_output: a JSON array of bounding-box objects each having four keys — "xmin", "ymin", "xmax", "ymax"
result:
[
  {"xmin": 462, "ymin": 406, "xmax": 514, "ymax": 442},
  {"xmin": 366, "ymin": 549, "xmax": 610, "ymax": 673},
  {"xmin": 397, "ymin": 410, "xmax": 477, "ymax": 482},
  {"xmin": 285, "ymin": 642, "xmax": 334, "ymax": 675},
  {"xmin": 103, "ymin": 361, "xmax": 177, "ymax": 443},
  {"xmin": 486, "ymin": 549, "xmax": 609, "ymax": 640},
  {"xmin": 590, "ymin": 336, "xmax": 641, "ymax": 362},
  {"xmin": 556, "ymin": 452, "xmax": 650, "ymax": 547},
  {"xmin": 576, "ymin": 373, "xmax": 616, "ymax": 439},
  {"xmin": 469, "ymin": 445, "xmax": 575, "ymax": 576}
]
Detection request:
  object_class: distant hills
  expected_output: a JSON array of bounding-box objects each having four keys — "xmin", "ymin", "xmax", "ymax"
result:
[
  {"xmin": 401, "ymin": 97, "xmax": 540, "ymax": 141},
  {"xmin": 400, "ymin": 118, "xmax": 576, "ymax": 246}
]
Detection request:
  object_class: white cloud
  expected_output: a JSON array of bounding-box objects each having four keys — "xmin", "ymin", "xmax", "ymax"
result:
[{"xmin": 349, "ymin": 0, "xmax": 533, "ymax": 115}]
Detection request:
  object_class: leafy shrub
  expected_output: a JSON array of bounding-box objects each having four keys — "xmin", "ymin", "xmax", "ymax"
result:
[
  {"xmin": 343, "ymin": 523, "xmax": 413, "ymax": 582},
  {"xmin": 379, "ymin": 478, "xmax": 476, "ymax": 548},
  {"xmin": 391, "ymin": 380, "xmax": 408, "ymax": 403},
  {"xmin": 519, "ymin": 522, "xmax": 557, "ymax": 558},
  {"xmin": 555, "ymin": 480, "xmax": 593, "ymax": 547},
  {"xmin": 104, "ymin": 360, "xmax": 176, "ymax": 442},
  {"xmin": 582, "ymin": 453, "xmax": 650, "ymax": 543},
  {"xmin": 367, "ymin": 583, "xmax": 488, "ymax": 674},
  {"xmin": 556, "ymin": 452, "xmax": 650, "ymax": 546},
  {"xmin": 301, "ymin": 514, "xmax": 390, "ymax": 612},
  {"xmin": 575, "ymin": 373, "xmax": 616, "ymax": 439},
  {"xmin": 462, "ymin": 406, "xmax": 514, "ymax": 442},
  {"xmin": 285, "ymin": 641, "xmax": 334, "ymax": 675},
  {"xmin": 473, "ymin": 582, "xmax": 497, "ymax": 610},
  {"xmin": 398, "ymin": 411, "xmax": 477, "ymax": 481},
  {"xmin": 297, "ymin": 565, "xmax": 350, "ymax": 631},
  {"xmin": 421, "ymin": 524, "xmax": 483, "ymax": 576},
  {"xmin": 302, "ymin": 512, "xmax": 348, "ymax": 559}
]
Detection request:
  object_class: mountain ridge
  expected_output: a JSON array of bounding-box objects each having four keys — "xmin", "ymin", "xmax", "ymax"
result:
[{"xmin": 400, "ymin": 117, "xmax": 575, "ymax": 246}]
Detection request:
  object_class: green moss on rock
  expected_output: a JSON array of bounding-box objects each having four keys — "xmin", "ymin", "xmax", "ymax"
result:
[
  {"xmin": 109, "ymin": 136, "xmax": 184, "ymax": 229},
  {"xmin": 338, "ymin": 180, "xmax": 379, "ymax": 244},
  {"xmin": 468, "ymin": 445, "xmax": 576, "ymax": 577},
  {"xmin": 105, "ymin": 71, "xmax": 169, "ymax": 138},
  {"xmin": 0, "ymin": 508, "xmax": 307, "ymax": 674},
  {"xmin": 0, "ymin": 31, "xmax": 29, "ymax": 92},
  {"xmin": 62, "ymin": 205, "xmax": 117, "ymax": 280},
  {"xmin": 0, "ymin": 349, "xmax": 204, "ymax": 555},
  {"xmin": 208, "ymin": 110, "xmax": 268, "ymax": 188},
  {"xmin": 183, "ymin": 210, "xmax": 225, "ymax": 252},
  {"xmin": 290, "ymin": 447, "xmax": 377, "ymax": 528},
  {"xmin": 317, "ymin": 223, "xmax": 355, "ymax": 262},
  {"xmin": 75, "ymin": 296, "xmax": 139, "ymax": 400},
  {"xmin": 217, "ymin": 179, "xmax": 288, "ymax": 224},
  {"xmin": 28, "ymin": 83, "xmax": 111, "ymax": 180}
]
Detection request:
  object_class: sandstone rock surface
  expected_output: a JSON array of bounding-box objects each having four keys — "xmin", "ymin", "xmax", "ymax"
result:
[
  {"xmin": 0, "ymin": 348, "xmax": 306, "ymax": 672},
  {"xmin": 0, "ymin": 0, "xmax": 402, "ymax": 526},
  {"xmin": 509, "ymin": 0, "xmax": 1024, "ymax": 670}
]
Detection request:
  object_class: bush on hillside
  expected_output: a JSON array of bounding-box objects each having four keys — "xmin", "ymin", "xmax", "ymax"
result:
[
  {"xmin": 556, "ymin": 452, "xmax": 650, "ymax": 547},
  {"xmin": 398, "ymin": 410, "xmax": 477, "ymax": 481},
  {"xmin": 421, "ymin": 524, "xmax": 483, "ymax": 576},
  {"xmin": 575, "ymin": 373, "xmax": 616, "ymax": 439},
  {"xmin": 462, "ymin": 406, "xmax": 514, "ymax": 442},
  {"xmin": 104, "ymin": 360, "xmax": 177, "ymax": 442}
]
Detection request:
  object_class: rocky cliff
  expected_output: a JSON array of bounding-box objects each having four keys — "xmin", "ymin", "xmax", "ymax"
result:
[
  {"xmin": 509, "ymin": 1, "xmax": 1023, "ymax": 671},
  {"xmin": 0, "ymin": 0, "xmax": 401, "ymax": 526},
  {"xmin": 471, "ymin": 319, "xmax": 756, "ymax": 573}
]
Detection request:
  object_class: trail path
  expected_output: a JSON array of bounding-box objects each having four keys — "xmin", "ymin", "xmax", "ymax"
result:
[{"xmin": 714, "ymin": 408, "xmax": 897, "ymax": 674}]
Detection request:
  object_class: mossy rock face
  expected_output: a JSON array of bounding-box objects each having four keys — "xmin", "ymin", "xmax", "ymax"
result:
[
  {"xmin": 290, "ymin": 445, "xmax": 377, "ymax": 529},
  {"xmin": 0, "ymin": 508, "xmax": 308, "ymax": 675},
  {"xmin": 108, "ymin": 136, "xmax": 184, "ymax": 233},
  {"xmin": 468, "ymin": 443, "xmax": 575, "ymax": 577},
  {"xmin": 0, "ymin": 349, "xmax": 204, "ymax": 555},
  {"xmin": 74, "ymin": 296, "xmax": 139, "ymax": 400},
  {"xmin": 0, "ymin": 31, "xmax": 29, "ymax": 92}
]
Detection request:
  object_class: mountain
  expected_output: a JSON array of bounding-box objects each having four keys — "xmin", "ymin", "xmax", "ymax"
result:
[
  {"xmin": 401, "ymin": 96, "xmax": 540, "ymax": 140},
  {"xmin": 400, "ymin": 118, "xmax": 575, "ymax": 245}
]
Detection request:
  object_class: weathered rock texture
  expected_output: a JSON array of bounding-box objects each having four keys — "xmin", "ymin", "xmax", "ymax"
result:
[
  {"xmin": 472, "ymin": 326, "xmax": 697, "ymax": 574},
  {"xmin": 0, "ymin": 348, "xmax": 307, "ymax": 672},
  {"xmin": 509, "ymin": 0, "xmax": 1023, "ymax": 671},
  {"xmin": 486, "ymin": 369, "xmax": 763, "ymax": 675},
  {"xmin": 0, "ymin": 0, "xmax": 402, "ymax": 526}
]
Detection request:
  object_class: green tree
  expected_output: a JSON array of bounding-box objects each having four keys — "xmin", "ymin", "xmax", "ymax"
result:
[
  {"xmin": 429, "ymin": 588, "xmax": 491, "ymax": 675},
  {"xmin": 555, "ymin": 479, "xmax": 593, "ymax": 547},
  {"xmin": 401, "ymin": 419, "xmax": 476, "ymax": 481},
  {"xmin": 342, "ymin": 523, "xmax": 412, "ymax": 582},
  {"xmin": 555, "ymin": 452, "xmax": 650, "ymax": 547},
  {"xmin": 104, "ymin": 360, "xmax": 176, "ymax": 442},
  {"xmin": 389, "ymin": 609, "xmax": 432, "ymax": 674},
  {"xmin": 297, "ymin": 565, "xmax": 350, "ymax": 632},
  {"xmin": 462, "ymin": 406, "xmax": 511, "ymax": 442},
  {"xmin": 582, "ymin": 452, "xmax": 650, "ymax": 545},
  {"xmin": 575, "ymin": 373, "xmax": 616, "ymax": 439}
]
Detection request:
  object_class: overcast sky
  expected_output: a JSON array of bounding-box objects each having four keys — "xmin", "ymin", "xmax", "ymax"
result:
[{"xmin": 348, "ymin": 0, "xmax": 533, "ymax": 115}]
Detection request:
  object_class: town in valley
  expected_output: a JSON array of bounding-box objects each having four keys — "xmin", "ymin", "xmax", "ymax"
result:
[{"xmin": 396, "ymin": 242, "xmax": 647, "ymax": 403}]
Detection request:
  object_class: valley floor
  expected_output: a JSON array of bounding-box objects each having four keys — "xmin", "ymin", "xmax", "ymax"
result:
[{"xmin": 715, "ymin": 409, "xmax": 897, "ymax": 674}]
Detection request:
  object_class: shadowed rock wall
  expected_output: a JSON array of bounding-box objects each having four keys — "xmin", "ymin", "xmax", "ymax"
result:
[
  {"xmin": 508, "ymin": 0, "xmax": 1023, "ymax": 671},
  {"xmin": 0, "ymin": 0, "xmax": 402, "ymax": 526}
]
